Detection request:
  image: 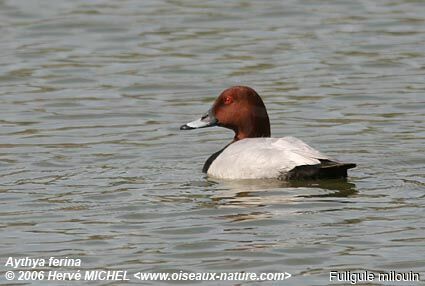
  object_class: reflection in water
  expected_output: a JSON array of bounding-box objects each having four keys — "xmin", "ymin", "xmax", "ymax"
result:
[
  {"xmin": 208, "ymin": 177, "xmax": 357, "ymax": 199},
  {"xmin": 204, "ymin": 178, "xmax": 357, "ymax": 222},
  {"xmin": 291, "ymin": 179, "xmax": 357, "ymax": 198}
]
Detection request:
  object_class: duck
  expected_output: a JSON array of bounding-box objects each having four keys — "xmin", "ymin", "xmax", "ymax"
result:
[{"xmin": 180, "ymin": 86, "xmax": 356, "ymax": 180}]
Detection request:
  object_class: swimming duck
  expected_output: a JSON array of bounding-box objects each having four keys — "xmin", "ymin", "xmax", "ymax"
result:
[{"xmin": 180, "ymin": 86, "xmax": 356, "ymax": 180}]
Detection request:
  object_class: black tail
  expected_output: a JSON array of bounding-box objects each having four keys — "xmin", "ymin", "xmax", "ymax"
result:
[
  {"xmin": 282, "ymin": 160, "xmax": 356, "ymax": 180},
  {"xmin": 317, "ymin": 160, "xmax": 356, "ymax": 179}
]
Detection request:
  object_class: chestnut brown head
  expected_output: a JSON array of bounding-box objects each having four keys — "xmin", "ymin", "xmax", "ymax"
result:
[{"xmin": 180, "ymin": 86, "xmax": 271, "ymax": 142}]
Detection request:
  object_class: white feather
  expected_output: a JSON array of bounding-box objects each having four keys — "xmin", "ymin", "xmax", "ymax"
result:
[{"xmin": 207, "ymin": 137, "xmax": 330, "ymax": 179}]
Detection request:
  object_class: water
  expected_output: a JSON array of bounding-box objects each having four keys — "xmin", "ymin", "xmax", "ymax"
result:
[{"xmin": 1, "ymin": 0, "xmax": 424, "ymax": 285}]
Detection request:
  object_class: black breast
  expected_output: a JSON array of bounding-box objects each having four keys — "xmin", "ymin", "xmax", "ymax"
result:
[{"xmin": 202, "ymin": 145, "xmax": 230, "ymax": 173}]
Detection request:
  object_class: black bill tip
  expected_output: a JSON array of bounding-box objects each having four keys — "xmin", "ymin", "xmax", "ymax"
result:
[{"xmin": 180, "ymin": 124, "xmax": 194, "ymax": 130}]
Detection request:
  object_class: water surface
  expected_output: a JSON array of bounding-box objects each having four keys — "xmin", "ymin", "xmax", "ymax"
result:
[{"xmin": 0, "ymin": 0, "xmax": 424, "ymax": 285}]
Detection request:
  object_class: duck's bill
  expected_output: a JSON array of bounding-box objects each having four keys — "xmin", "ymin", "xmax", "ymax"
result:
[{"xmin": 180, "ymin": 110, "xmax": 218, "ymax": 130}]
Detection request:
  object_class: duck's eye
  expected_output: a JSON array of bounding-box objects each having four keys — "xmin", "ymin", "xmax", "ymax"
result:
[{"xmin": 224, "ymin": 96, "xmax": 233, "ymax": 105}]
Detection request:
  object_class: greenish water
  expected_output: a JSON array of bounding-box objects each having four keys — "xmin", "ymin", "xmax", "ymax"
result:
[{"xmin": 0, "ymin": 0, "xmax": 424, "ymax": 285}]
